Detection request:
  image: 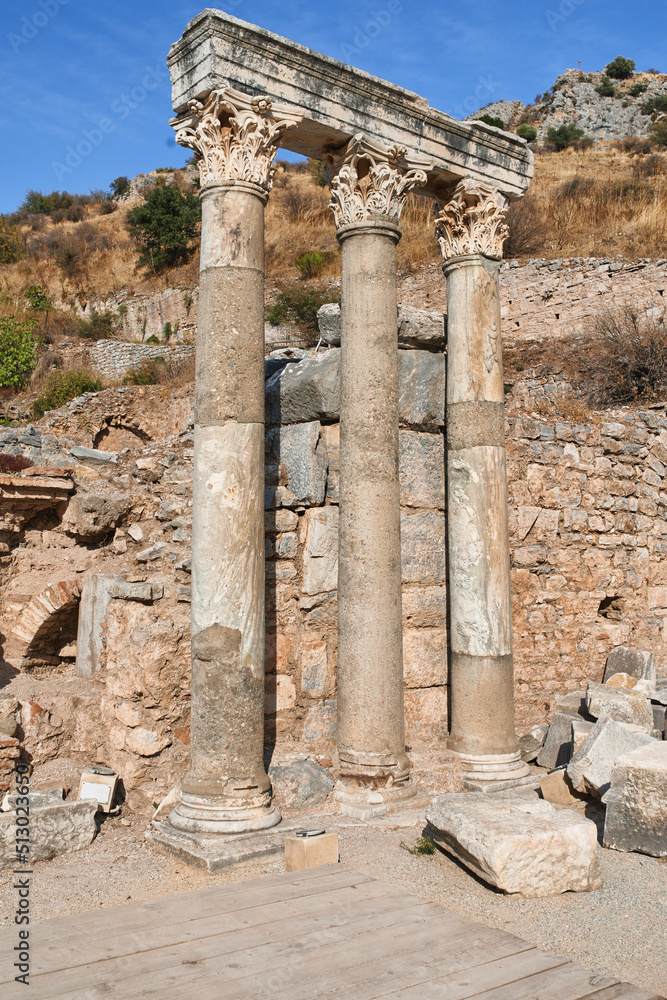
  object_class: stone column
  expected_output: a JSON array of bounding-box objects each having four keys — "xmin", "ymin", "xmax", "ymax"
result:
[
  {"xmin": 435, "ymin": 179, "xmax": 529, "ymax": 788},
  {"xmin": 327, "ymin": 136, "xmax": 432, "ymax": 817},
  {"xmin": 165, "ymin": 89, "xmax": 301, "ymax": 835}
]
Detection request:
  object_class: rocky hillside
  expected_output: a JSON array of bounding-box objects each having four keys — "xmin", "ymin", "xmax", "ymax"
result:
[{"xmin": 470, "ymin": 67, "xmax": 667, "ymax": 142}]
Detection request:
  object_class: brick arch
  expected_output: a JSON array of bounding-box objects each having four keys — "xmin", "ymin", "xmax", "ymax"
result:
[{"xmin": 5, "ymin": 580, "xmax": 81, "ymax": 668}]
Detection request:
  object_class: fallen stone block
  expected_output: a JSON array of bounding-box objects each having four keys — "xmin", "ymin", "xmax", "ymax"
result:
[
  {"xmin": 586, "ymin": 681, "xmax": 654, "ymax": 731},
  {"xmin": 651, "ymin": 704, "xmax": 666, "ymax": 738},
  {"xmin": 426, "ymin": 792, "xmax": 602, "ymax": 897},
  {"xmin": 265, "ymin": 350, "xmax": 340, "ymax": 426},
  {"xmin": 571, "ymin": 718, "xmax": 594, "ymax": 755},
  {"xmin": 603, "ymin": 646, "xmax": 656, "ymax": 686},
  {"xmin": 0, "ymin": 800, "xmax": 97, "ymax": 868},
  {"xmin": 539, "ymin": 767, "xmax": 588, "ymax": 807},
  {"xmin": 567, "ymin": 716, "xmax": 655, "ymax": 797},
  {"xmin": 69, "ymin": 445, "xmax": 118, "ymax": 466},
  {"xmin": 603, "ymin": 742, "xmax": 667, "ymax": 857},
  {"xmin": 316, "ymin": 302, "xmax": 445, "ymax": 351},
  {"xmin": 536, "ymin": 712, "xmax": 578, "ymax": 769},
  {"xmin": 554, "ymin": 690, "xmax": 588, "ymax": 715},
  {"xmin": 519, "ymin": 724, "xmax": 549, "ymax": 762},
  {"xmin": 269, "ymin": 760, "xmax": 334, "ymax": 811}
]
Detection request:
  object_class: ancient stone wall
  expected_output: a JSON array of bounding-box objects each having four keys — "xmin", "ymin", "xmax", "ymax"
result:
[{"xmin": 90, "ymin": 342, "xmax": 195, "ymax": 381}]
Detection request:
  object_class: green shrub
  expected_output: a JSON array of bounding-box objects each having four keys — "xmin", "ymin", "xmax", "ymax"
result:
[
  {"xmin": 266, "ymin": 287, "xmax": 339, "ymax": 334},
  {"xmin": 77, "ymin": 310, "xmax": 117, "ymax": 341},
  {"xmin": 0, "ymin": 217, "xmax": 23, "ymax": 264},
  {"xmin": 145, "ymin": 335, "xmax": 160, "ymax": 344},
  {"xmin": 0, "ymin": 317, "xmax": 38, "ymax": 390},
  {"xmin": 307, "ymin": 159, "xmax": 328, "ymax": 187},
  {"xmin": 295, "ymin": 251, "xmax": 327, "ymax": 279},
  {"xmin": 605, "ymin": 56, "xmax": 636, "ymax": 80},
  {"xmin": 19, "ymin": 190, "xmax": 74, "ymax": 214},
  {"xmin": 123, "ymin": 361, "xmax": 164, "ymax": 386},
  {"xmin": 400, "ymin": 834, "xmax": 436, "ymax": 856},
  {"xmin": 110, "ymin": 176, "xmax": 130, "ymax": 199},
  {"xmin": 545, "ymin": 124, "xmax": 586, "ymax": 150},
  {"xmin": 126, "ymin": 185, "xmax": 201, "ymax": 273},
  {"xmin": 629, "ymin": 82, "xmax": 648, "ymax": 97},
  {"xmin": 24, "ymin": 285, "xmax": 51, "ymax": 312},
  {"xmin": 516, "ymin": 124, "xmax": 538, "ymax": 141},
  {"xmin": 596, "ymin": 76, "xmax": 616, "ymax": 97},
  {"xmin": 32, "ymin": 369, "xmax": 102, "ymax": 417},
  {"xmin": 475, "ymin": 114, "xmax": 505, "ymax": 130},
  {"xmin": 642, "ymin": 95, "xmax": 667, "ymax": 115},
  {"xmin": 648, "ymin": 120, "xmax": 667, "ymax": 147}
]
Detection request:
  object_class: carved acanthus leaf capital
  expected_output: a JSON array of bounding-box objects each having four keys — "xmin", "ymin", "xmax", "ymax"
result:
[
  {"xmin": 326, "ymin": 134, "xmax": 432, "ymax": 229},
  {"xmin": 435, "ymin": 178, "xmax": 509, "ymax": 260},
  {"xmin": 170, "ymin": 88, "xmax": 302, "ymax": 191}
]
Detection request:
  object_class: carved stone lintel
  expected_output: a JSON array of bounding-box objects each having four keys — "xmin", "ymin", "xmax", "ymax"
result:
[
  {"xmin": 435, "ymin": 178, "xmax": 509, "ymax": 261},
  {"xmin": 326, "ymin": 134, "xmax": 432, "ymax": 230},
  {"xmin": 170, "ymin": 88, "xmax": 303, "ymax": 192}
]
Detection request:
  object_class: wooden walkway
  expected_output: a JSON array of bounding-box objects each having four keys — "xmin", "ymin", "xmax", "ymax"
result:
[{"xmin": 1, "ymin": 865, "xmax": 662, "ymax": 999}]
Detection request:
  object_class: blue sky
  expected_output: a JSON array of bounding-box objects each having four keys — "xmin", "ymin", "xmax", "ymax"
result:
[{"xmin": 1, "ymin": 0, "xmax": 665, "ymax": 214}]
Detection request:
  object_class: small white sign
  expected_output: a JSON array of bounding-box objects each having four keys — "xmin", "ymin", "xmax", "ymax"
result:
[{"xmin": 80, "ymin": 781, "xmax": 111, "ymax": 805}]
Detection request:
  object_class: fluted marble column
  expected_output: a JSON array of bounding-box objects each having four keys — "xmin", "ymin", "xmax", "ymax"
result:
[
  {"xmin": 166, "ymin": 89, "xmax": 300, "ymax": 834},
  {"xmin": 327, "ymin": 136, "xmax": 432, "ymax": 818},
  {"xmin": 436, "ymin": 179, "xmax": 529, "ymax": 787}
]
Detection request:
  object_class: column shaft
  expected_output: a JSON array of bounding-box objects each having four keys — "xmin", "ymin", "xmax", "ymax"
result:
[{"xmin": 336, "ymin": 221, "xmax": 410, "ymax": 796}]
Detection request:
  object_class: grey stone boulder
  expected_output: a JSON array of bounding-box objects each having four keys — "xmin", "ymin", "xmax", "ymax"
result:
[
  {"xmin": 426, "ymin": 792, "xmax": 602, "ymax": 897},
  {"xmin": 603, "ymin": 742, "xmax": 667, "ymax": 857},
  {"xmin": 585, "ymin": 681, "xmax": 654, "ymax": 731},
  {"xmin": 567, "ymin": 716, "xmax": 655, "ymax": 797},
  {"xmin": 265, "ymin": 350, "xmax": 340, "ymax": 426},
  {"xmin": 0, "ymin": 799, "xmax": 97, "ymax": 868},
  {"xmin": 536, "ymin": 711, "xmax": 579, "ymax": 769},
  {"xmin": 571, "ymin": 718, "xmax": 594, "ymax": 755},
  {"xmin": 519, "ymin": 724, "xmax": 549, "ymax": 762},
  {"xmin": 652, "ymin": 704, "xmax": 666, "ymax": 737},
  {"xmin": 62, "ymin": 493, "xmax": 132, "ymax": 542},
  {"xmin": 554, "ymin": 690, "xmax": 589, "ymax": 715},
  {"xmin": 265, "ymin": 421, "xmax": 328, "ymax": 507},
  {"xmin": 268, "ymin": 760, "xmax": 334, "ymax": 811},
  {"xmin": 397, "ymin": 304, "xmax": 445, "ymax": 350},
  {"xmin": 603, "ymin": 646, "xmax": 656, "ymax": 685},
  {"xmin": 69, "ymin": 445, "xmax": 118, "ymax": 465},
  {"xmin": 316, "ymin": 303, "xmax": 342, "ymax": 346}
]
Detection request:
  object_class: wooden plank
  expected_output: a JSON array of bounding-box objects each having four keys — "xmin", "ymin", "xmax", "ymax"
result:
[{"xmin": 580, "ymin": 988, "xmax": 665, "ymax": 1000}]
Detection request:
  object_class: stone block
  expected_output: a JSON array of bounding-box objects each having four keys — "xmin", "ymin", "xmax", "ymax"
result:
[
  {"xmin": 399, "ymin": 431, "xmax": 445, "ymax": 509},
  {"xmin": 321, "ymin": 423, "xmax": 339, "ymax": 501},
  {"xmin": 265, "ymin": 674, "xmax": 297, "ymax": 713},
  {"xmin": 603, "ymin": 645, "xmax": 656, "ymax": 685},
  {"xmin": 536, "ymin": 712, "xmax": 578, "ymax": 769},
  {"xmin": 400, "ymin": 511, "xmax": 446, "ymax": 584},
  {"xmin": 571, "ymin": 718, "xmax": 594, "ymax": 755},
  {"xmin": 302, "ymin": 507, "xmax": 339, "ymax": 596},
  {"xmin": 539, "ymin": 767, "xmax": 589, "ymax": 807},
  {"xmin": 603, "ymin": 742, "xmax": 667, "ymax": 857},
  {"xmin": 266, "ymin": 421, "xmax": 328, "ymax": 507},
  {"xmin": 316, "ymin": 303, "xmax": 342, "ymax": 345},
  {"xmin": 303, "ymin": 700, "xmax": 337, "ymax": 742},
  {"xmin": 567, "ymin": 716, "xmax": 655, "ymax": 797},
  {"xmin": 62, "ymin": 493, "xmax": 132, "ymax": 542},
  {"xmin": 0, "ymin": 800, "xmax": 97, "ymax": 868},
  {"xmin": 398, "ymin": 351, "xmax": 445, "ymax": 428},
  {"xmin": 402, "ymin": 629, "xmax": 447, "ymax": 688},
  {"xmin": 300, "ymin": 641, "xmax": 330, "ymax": 698},
  {"xmin": 69, "ymin": 445, "xmax": 117, "ymax": 465},
  {"xmin": 426, "ymin": 793, "xmax": 602, "ymax": 897},
  {"xmin": 585, "ymin": 681, "xmax": 654, "ymax": 731},
  {"xmin": 397, "ymin": 304, "xmax": 445, "ymax": 350},
  {"xmin": 519, "ymin": 724, "xmax": 549, "ymax": 762},
  {"xmin": 554, "ymin": 691, "xmax": 589, "ymax": 716},
  {"xmin": 76, "ymin": 573, "xmax": 126, "ymax": 678},
  {"xmin": 265, "ymin": 350, "xmax": 340, "ymax": 425},
  {"xmin": 404, "ymin": 686, "xmax": 447, "ymax": 738},
  {"xmin": 652, "ymin": 703, "xmax": 666, "ymax": 737},
  {"xmin": 284, "ymin": 831, "xmax": 339, "ymax": 871},
  {"xmin": 268, "ymin": 760, "xmax": 334, "ymax": 811}
]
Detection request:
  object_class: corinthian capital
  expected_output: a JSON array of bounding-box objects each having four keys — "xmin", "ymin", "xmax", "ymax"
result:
[
  {"xmin": 326, "ymin": 134, "xmax": 432, "ymax": 229},
  {"xmin": 170, "ymin": 88, "xmax": 302, "ymax": 191},
  {"xmin": 435, "ymin": 178, "xmax": 509, "ymax": 261}
]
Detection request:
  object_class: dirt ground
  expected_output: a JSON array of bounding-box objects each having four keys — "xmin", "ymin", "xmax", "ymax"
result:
[{"xmin": 1, "ymin": 807, "xmax": 665, "ymax": 996}]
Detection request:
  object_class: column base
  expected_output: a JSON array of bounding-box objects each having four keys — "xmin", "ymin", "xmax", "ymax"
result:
[
  {"xmin": 334, "ymin": 779, "xmax": 416, "ymax": 820},
  {"xmin": 167, "ymin": 791, "xmax": 281, "ymax": 835},
  {"xmin": 450, "ymin": 750, "xmax": 531, "ymax": 791}
]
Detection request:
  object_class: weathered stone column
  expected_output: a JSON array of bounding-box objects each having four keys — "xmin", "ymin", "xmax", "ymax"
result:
[
  {"xmin": 165, "ymin": 90, "xmax": 301, "ymax": 835},
  {"xmin": 435, "ymin": 179, "xmax": 529, "ymax": 788},
  {"xmin": 327, "ymin": 136, "xmax": 432, "ymax": 817}
]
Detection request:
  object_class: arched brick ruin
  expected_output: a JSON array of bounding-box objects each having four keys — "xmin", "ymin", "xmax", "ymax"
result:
[{"xmin": 5, "ymin": 580, "xmax": 81, "ymax": 669}]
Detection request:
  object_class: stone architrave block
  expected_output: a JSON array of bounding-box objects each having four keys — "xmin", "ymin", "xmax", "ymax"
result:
[
  {"xmin": 302, "ymin": 508, "xmax": 339, "ymax": 597},
  {"xmin": 268, "ymin": 760, "xmax": 334, "ymax": 811},
  {"xmin": 426, "ymin": 793, "xmax": 602, "ymax": 897},
  {"xmin": 0, "ymin": 800, "xmax": 97, "ymax": 868},
  {"xmin": 585, "ymin": 681, "xmax": 654, "ymax": 731},
  {"xmin": 536, "ymin": 711, "xmax": 579, "ymax": 769},
  {"xmin": 266, "ymin": 421, "xmax": 328, "ymax": 507},
  {"xmin": 603, "ymin": 646, "xmax": 656, "ymax": 685},
  {"xmin": 76, "ymin": 573, "xmax": 126, "ymax": 678},
  {"xmin": 602, "ymin": 743, "xmax": 667, "ymax": 857},
  {"xmin": 265, "ymin": 350, "xmax": 340, "ymax": 426},
  {"xmin": 567, "ymin": 716, "xmax": 655, "ymax": 797},
  {"xmin": 398, "ymin": 431, "xmax": 445, "ymax": 510},
  {"xmin": 398, "ymin": 351, "xmax": 445, "ymax": 428}
]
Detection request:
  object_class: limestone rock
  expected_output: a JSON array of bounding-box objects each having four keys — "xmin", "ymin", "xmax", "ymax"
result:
[
  {"xmin": 571, "ymin": 718, "xmax": 594, "ymax": 755},
  {"xmin": 398, "ymin": 351, "xmax": 445, "ymax": 428},
  {"xmin": 426, "ymin": 792, "xmax": 603, "ymax": 897},
  {"xmin": 397, "ymin": 304, "xmax": 445, "ymax": 350},
  {"xmin": 603, "ymin": 646, "xmax": 656, "ymax": 686},
  {"xmin": 606, "ymin": 671, "xmax": 638, "ymax": 691},
  {"xmin": 268, "ymin": 759, "xmax": 334, "ymax": 811},
  {"xmin": 0, "ymin": 800, "xmax": 97, "ymax": 868},
  {"xmin": 603, "ymin": 742, "xmax": 667, "ymax": 857},
  {"xmin": 651, "ymin": 703, "xmax": 666, "ymax": 738},
  {"xmin": 69, "ymin": 445, "xmax": 117, "ymax": 465},
  {"xmin": 302, "ymin": 507, "xmax": 338, "ymax": 596},
  {"xmin": 0, "ymin": 699, "xmax": 20, "ymax": 739},
  {"xmin": 539, "ymin": 767, "xmax": 588, "ymax": 807},
  {"xmin": 554, "ymin": 691, "xmax": 588, "ymax": 715},
  {"xmin": 62, "ymin": 493, "xmax": 132, "ymax": 541},
  {"xmin": 399, "ymin": 430, "xmax": 445, "ymax": 509},
  {"xmin": 265, "ymin": 350, "xmax": 340, "ymax": 426},
  {"xmin": 519, "ymin": 725, "xmax": 549, "ymax": 762},
  {"xmin": 536, "ymin": 711, "xmax": 578, "ymax": 769},
  {"xmin": 266, "ymin": 421, "xmax": 328, "ymax": 507},
  {"xmin": 400, "ymin": 511, "xmax": 446, "ymax": 584},
  {"xmin": 585, "ymin": 681, "xmax": 654, "ymax": 731},
  {"xmin": 567, "ymin": 716, "xmax": 655, "ymax": 797},
  {"xmin": 316, "ymin": 303, "xmax": 342, "ymax": 346},
  {"xmin": 125, "ymin": 728, "xmax": 171, "ymax": 757}
]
